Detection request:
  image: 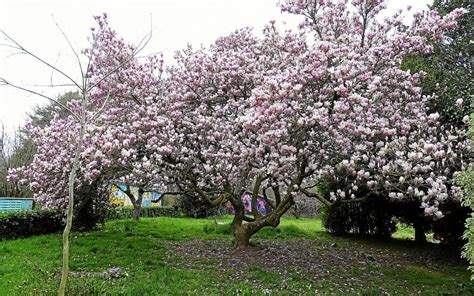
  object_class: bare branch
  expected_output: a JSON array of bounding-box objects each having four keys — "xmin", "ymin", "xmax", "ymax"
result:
[
  {"xmin": 262, "ymin": 187, "xmax": 275, "ymax": 209},
  {"xmin": 115, "ymin": 183, "xmax": 136, "ymax": 203},
  {"xmin": 299, "ymin": 186, "xmax": 331, "ymax": 206},
  {"xmin": 0, "ymin": 30, "xmax": 82, "ymax": 90},
  {"xmin": 50, "ymin": 51, "xmax": 62, "ymax": 87},
  {"xmin": 271, "ymin": 185, "xmax": 281, "ymax": 206},
  {"xmin": 250, "ymin": 175, "xmax": 263, "ymax": 219},
  {"xmin": 24, "ymin": 83, "xmax": 76, "ymax": 88},
  {"xmin": 52, "ymin": 14, "xmax": 85, "ymax": 88},
  {"xmin": 195, "ymin": 187, "xmax": 229, "ymax": 207},
  {"xmin": 90, "ymin": 91, "xmax": 112, "ymax": 121},
  {"xmin": 0, "ymin": 78, "xmax": 80, "ymax": 121},
  {"xmin": 83, "ymin": 29, "xmax": 99, "ymax": 92}
]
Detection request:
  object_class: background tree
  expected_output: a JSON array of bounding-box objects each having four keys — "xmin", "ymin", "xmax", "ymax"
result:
[
  {"xmin": 28, "ymin": 91, "xmax": 79, "ymax": 128},
  {"xmin": 391, "ymin": 0, "xmax": 472, "ymax": 245},
  {"xmin": 0, "ymin": 125, "xmax": 33, "ymax": 197},
  {"xmin": 459, "ymin": 103, "xmax": 474, "ymax": 278},
  {"xmin": 316, "ymin": 0, "xmax": 472, "ymax": 245},
  {"xmin": 402, "ymin": 0, "xmax": 473, "ymax": 127}
]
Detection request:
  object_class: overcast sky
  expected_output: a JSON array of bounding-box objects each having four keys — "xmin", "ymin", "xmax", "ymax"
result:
[{"xmin": 0, "ymin": 0, "xmax": 432, "ymax": 134}]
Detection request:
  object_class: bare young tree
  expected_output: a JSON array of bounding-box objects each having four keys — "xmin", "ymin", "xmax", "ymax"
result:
[{"xmin": 0, "ymin": 16, "xmax": 152, "ymax": 295}]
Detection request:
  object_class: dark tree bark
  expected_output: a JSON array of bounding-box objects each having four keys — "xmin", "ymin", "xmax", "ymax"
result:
[
  {"xmin": 132, "ymin": 188, "xmax": 144, "ymax": 220},
  {"xmin": 230, "ymin": 197, "xmax": 254, "ymax": 248},
  {"xmin": 414, "ymin": 221, "xmax": 427, "ymax": 244},
  {"xmin": 190, "ymin": 170, "xmax": 304, "ymax": 248},
  {"xmin": 233, "ymin": 224, "xmax": 252, "ymax": 248},
  {"xmin": 229, "ymin": 189, "xmax": 292, "ymax": 248},
  {"xmin": 118, "ymin": 184, "xmax": 144, "ymax": 221}
]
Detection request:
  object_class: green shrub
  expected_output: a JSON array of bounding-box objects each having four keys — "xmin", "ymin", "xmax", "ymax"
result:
[
  {"xmin": 318, "ymin": 174, "xmax": 396, "ymax": 238},
  {"xmin": 105, "ymin": 206, "xmax": 182, "ymax": 221},
  {"xmin": 322, "ymin": 195, "xmax": 396, "ymax": 238},
  {"xmin": 0, "ymin": 209, "xmax": 64, "ymax": 240},
  {"xmin": 73, "ymin": 180, "xmax": 110, "ymax": 231},
  {"xmin": 389, "ymin": 199, "xmax": 433, "ymax": 243},
  {"xmin": 432, "ymin": 200, "xmax": 470, "ymax": 249},
  {"xmin": 459, "ymin": 111, "xmax": 474, "ymax": 279},
  {"xmin": 0, "ymin": 206, "xmax": 182, "ymax": 241},
  {"xmin": 175, "ymin": 195, "xmax": 227, "ymax": 218}
]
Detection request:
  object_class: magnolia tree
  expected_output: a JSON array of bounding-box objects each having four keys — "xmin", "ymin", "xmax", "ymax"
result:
[
  {"xmin": 155, "ymin": 26, "xmax": 305, "ymax": 247},
  {"xmin": 7, "ymin": 1, "xmax": 470, "ymax": 250},
  {"xmin": 274, "ymin": 0, "xmax": 470, "ymax": 206},
  {"xmin": 145, "ymin": 0, "xmax": 469, "ymax": 247}
]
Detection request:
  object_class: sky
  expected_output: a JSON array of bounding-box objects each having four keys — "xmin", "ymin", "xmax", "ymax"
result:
[{"xmin": 0, "ymin": 0, "xmax": 433, "ymax": 134}]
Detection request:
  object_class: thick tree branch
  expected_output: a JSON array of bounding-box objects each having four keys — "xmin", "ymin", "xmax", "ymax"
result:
[
  {"xmin": 299, "ymin": 186, "xmax": 332, "ymax": 206},
  {"xmin": 250, "ymin": 175, "xmax": 263, "ymax": 219},
  {"xmin": 195, "ymin": 187, "xmax": 228, "ymax": 207}
]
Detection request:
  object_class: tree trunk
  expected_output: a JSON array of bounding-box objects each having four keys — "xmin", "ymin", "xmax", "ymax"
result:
[
  {"xmin": 132, "ymin": 202, "xmax": 142, "ymax": 220},
  {"xmin": 132, "ymin": 188, "xmax": 144, "ymax": 221},
  {"xmin": 58, "ymin": 122, "xmax": 85, "ymax": 296},
  {"xmin": 230, "ymin": 197, "xmax": 253, "ymax": 248},
  {"xmin": 233, "ymin": 223, "xmax": 252, "ymax": 248},
  {"xmin": 229, "ymin": 189, "xmax": 293, "ymax": 248},
  {"xmin": 414, "ymin": 222, "xmax": 427, "ymax": 244}
]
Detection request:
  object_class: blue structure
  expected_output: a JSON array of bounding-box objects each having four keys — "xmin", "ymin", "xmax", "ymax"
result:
[
  {"xmin": 110, "ymin": 184, "xmax": 163, "ymax": 207},
  {"xmin": 0, "ymin": 198, "xmax": 34, "ymax": 212}
]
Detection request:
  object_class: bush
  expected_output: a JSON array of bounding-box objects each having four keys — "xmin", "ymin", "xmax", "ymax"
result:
[
  {"xmin": 432, "ymin": 200, "xmax": 470, "ymax": 249},
  {"xmin": 0, "ymin": 209, "xmax": 64, "ymax": 240},
  {"xmin": 321, "ymin": 195, "xmax": 396, "ymax": 238},
  {"xmin": 459, "ymin": 110, "xmax": 474, "ymax": 278},
  {"xmin": 286, "ymin": 195, "xmax": 320, "ymax": 218},
  {"xmin": 320, "ymin": 174, "xmax": 469, "ymax": 245},
  {"xmin": 389, "ymin": 199, "xmax": 433, "ymax": 243},
  {"xmin": 318, "ymin": 175, "xmax": 395, "ymax": 238},
  {"xmin": 0, "ymin": 206, "xmax": 182, "ymax": 241},
  {"xmin": 106, "ymin": 206, "xmax": 182, "ymax": 220},
  {"xmin": 176, "ymin": 195, "xmax": 227, "ymax": 218},
  {"xmin": 73, "ymin": 180, "xmax": 111, "ymax": 231}
]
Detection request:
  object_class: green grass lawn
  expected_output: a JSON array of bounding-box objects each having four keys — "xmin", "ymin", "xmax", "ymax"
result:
[{"xmin": 0, "ymin": 216, "xmax": 472, "ymax": 295}]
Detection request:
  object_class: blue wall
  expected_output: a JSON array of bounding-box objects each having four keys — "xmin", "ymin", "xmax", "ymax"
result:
[{"xmin": 0, "ymin": 199, "xmax": 34, "ymax": 212}]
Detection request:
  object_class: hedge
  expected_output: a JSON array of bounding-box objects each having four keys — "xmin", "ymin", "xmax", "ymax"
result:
[
  {"xmin": 321, "ymin": 195, "xmax": 396, "ymax": 238},
  {"xmin": 0, "ymin": 206, "xmax": 182, "ymax": 241},
  {"xmin": 0, "ymin": 209, "xmax": 64, "ymax": 240},
  {"xmin": 105, "ymin": 206, "xmax": 182, "ymax": 220},
  {"xmin": 175, "ymin": 195, "xmax": 228, "ymax": 218}
]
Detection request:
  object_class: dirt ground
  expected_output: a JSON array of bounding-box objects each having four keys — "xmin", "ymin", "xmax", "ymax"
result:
[{"xmin": 165, "ymin": 238, "xmax": 469, "ymax": 294}]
